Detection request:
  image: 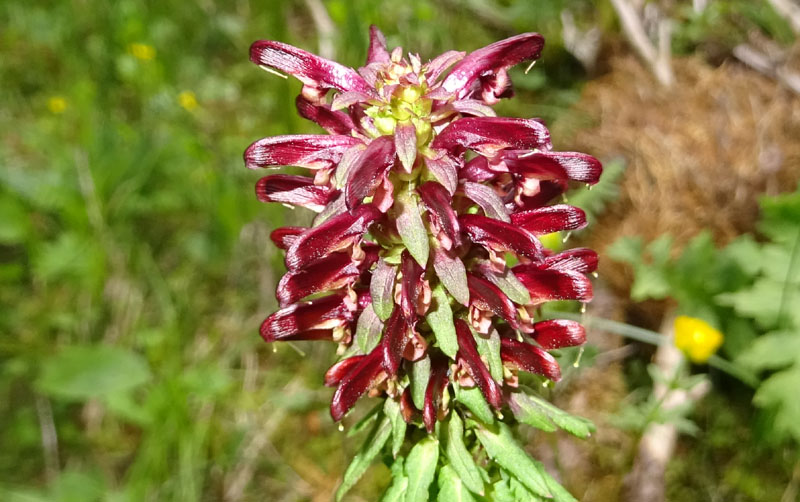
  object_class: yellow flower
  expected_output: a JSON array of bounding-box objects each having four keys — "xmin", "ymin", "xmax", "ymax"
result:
[
  {"xmin": 674, "ymin": 315, "xmax": 723, "ymax": 363},
  {"xmin": 47, "ymin": 96, "xmax": 68, "ymax": 114},
  {"xmin": 129, "ymin": 43, "xmax": 156, "ymax": 61},
  {"xmin": 178, "ymin": 91, "xmax": 198, "ymax": 111}
]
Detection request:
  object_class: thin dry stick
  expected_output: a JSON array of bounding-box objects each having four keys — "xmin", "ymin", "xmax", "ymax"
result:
[
  {"xmin": 304, "ymin": 0, "xmax": 336, "ymax": 61},
  {"xmin": 36, "ymin": 395, "xmax": 60, "ymax": 484},
  {"xmin": 609, "ymin": 0, "xmax": 674, "ymax": 87},
  {"xmin": 733, "ymin": 44, "xmax": 800, "ymax": 95},
  {"xmin": 768, "ymin": 0, "xmax": 800, "ymax": 35}
]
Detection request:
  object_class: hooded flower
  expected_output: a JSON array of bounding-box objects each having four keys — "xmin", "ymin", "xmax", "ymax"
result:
[{"xmin": 247, "ymin": 27, "xmax": 601, "ymax": 431}]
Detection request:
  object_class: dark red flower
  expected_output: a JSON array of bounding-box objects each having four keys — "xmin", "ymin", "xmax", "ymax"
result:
[{"xmin": 247, "ymin": 26, "xmax": 600, "ymax": 428}]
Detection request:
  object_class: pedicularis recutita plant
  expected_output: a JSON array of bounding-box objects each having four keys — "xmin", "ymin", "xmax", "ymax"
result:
[{"xmin": 246, "ymin": 26, "xmax": 602, "ymax": 501}]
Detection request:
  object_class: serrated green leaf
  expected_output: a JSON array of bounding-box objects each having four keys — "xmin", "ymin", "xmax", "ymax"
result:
[
  {"xmin": 454, "ymin": 383, "xmax": 494, "ymax": 424},
  {"xmin": 753, "ymin": 367, "xmax": 800, "ymax": 442},
  {"xmin": 433, "ymin": 248, "xmax": 469, "ymax": 305},
  {"xmin": 0, "ymin": 197, "xmax": 31, "ymax": 244},
  {"xmin": 356, "ymin": 304, "xmax": 384, "ymax": 354},
  {"xmin": 428, "ymin": 284, "xmax": 458, "ymax": 358},
  {"xmin": 473, "ymin": 329, "xmax": 503, "ymax": 383},
  {"xmin": 411, "ymin": 355, "xmax": 431, "ymax": 410},
  {"xmin": 647, "ymin": 235, "xmax": 674, "ymax": 265},
  {"xmin": 371, "ymin": 258, "xmax": 398, "ymax": 321},
  {"xmin": 722, "ymin": 235, "xmax": 762, "ymax": 277},
  {"xmin": 381, "ymin": 457, "xmax": 408, "ymax": 502},
  {"xmin": 445, "ymin": 412, "xmax": 485, "ymax": 495},
  {"xmin": 336, "ymin": 416, "xmax": 392, "ymax": 501},
  {"xmin": 606, "ymin": 236, "xmax": 643, "ymax": 265},
  {"xmin": 736, "ymin": 331, "xmax": 800, "ymax": 371},
  {"xmin": 347, "ymin": 403, "xmax": 383, "ymax": 438},
  {"xmin": 717, "ymin": 278, "xmax": 800, "ymax": 328},
  {"xmin": 396, "ymin": 190, "xmax": 430, "ymax": 267},
  {"xmin": 404, "ymin": 437, "xmax": 439, "ymax": 502},
  {"xmin": 513, "ymin": 389, "xmax": 594, "ymax": 439},
  {"xmin": 384, "ymin": 398, "xmax": 408, "ymax": 458},
  {"xmin": 37, "ymin": 345, "xmax": 151, "ymax": 401},
  {"xmin": 474, "ymin": 422, "xmax": 551, "ymax": 499},
  {"xmin": 437, "ymin": 464, "xmax": 477, "ymax": 502}
]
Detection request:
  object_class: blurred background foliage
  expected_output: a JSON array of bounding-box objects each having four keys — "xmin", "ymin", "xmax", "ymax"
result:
[{"xmin": 1, "ymin": 0, "xmax": 798, "ymax": 501}]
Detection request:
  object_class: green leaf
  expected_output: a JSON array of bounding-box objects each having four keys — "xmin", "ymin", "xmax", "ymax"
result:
[
  {"xmin": 396, "ymin": 189, "xmax": 430, "ymax": 267},
  {"xmin": 606, "ymin": 236, "xmax": 643, "ymax": 265},
  {"xmin": 427, "ymin": 284, "xmax": 458, "ymax": 359},
  {"xmin": 371, "ymin": 258, "xmax": 398, "ymax": 321},
  {"xmin": 753, "ymin": 367, "xmax": 800, "ymax": 442},
  {"xmin": 717, "ymin": 278, "xmax": 800, "ymax": 328},
  {"xmin": 445, "ymin": 412, "xmax": 485, "ymax": 495},
  {"xmin": 454, "ymin": 383, "xmax": 494, "ymax": 424},
  {"xmin": 507, "ymin": 393, "xmax": 557, "ymax": 433},
  {"xmin": 336, "ymin": 416, "xmax": 392, "ymax": 502},
  {"xmin": 385, "ymin": 398, "xmax": 407, "ymax": 458},
  {"xmin": 433, "ymin": 248, "xmax": 469, "ymax": 305},
  {"xmin": 473, "ymin": 329, "xmax": 503, "ymax": 383},
  {"xmin": 736, "ymin": 331, "xmax": 800, "ymax": 371},
  {"xmin": 0, "ymin": 197, "xmax": 31, "ymax": 244},
  {"xmin": 356, "ymin": 304, "xmax": 384, "ymax": 354},
  {"xmin": 647, "ymin": 234, "xmax": 674, "ymax": 265},
  {"xmin": 512, "ymin": 389, "xmax": 594, "ymax": 439},
  {"xmin": 37, "ymin": 345, "xmax": 151, "ymax": 401},
  {"xmin": 404, "ymin": 437, "xmax": 439, "ymax": 502},
  {"xmin": 722, "ymin": 235, "xmax": 762, "ymax": 277},
  {"xmin": 347, "ymin": 402, "xmax": 383, "ymax": 438},
  {"xmin": 437, "ymin": 464, "xmax": 477, "ymax": 502},
  {"xmin": 474, "ymin": 422, "xmax": 552, "ymax": 499},
  {"xmin": 630, "ymin": 265, "xmax": 671, "ymax": 301},
  {"xmin": 381, "ymin": 457, "xmax": 409, "ymax": 502},
  {"xmin": 410, "ymin": 355, "xmax": 431, "ymax": 410},
  {"xmin": 481, "ymin": 266, "xmax": 531, "ymax": 306}
]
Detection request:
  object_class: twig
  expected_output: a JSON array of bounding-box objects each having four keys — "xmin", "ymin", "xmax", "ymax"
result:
[
  {"xmin": 304, "ymin": 0, "xmax": 336, "ymax": 61},
  {"xmin": 768, "ymin": 0, "xmax": 800, "ymax": 35},
  {"xmin": 609, "ymin": 0, "xmax": 674, "ymax": 87},
  {"xmin": 560, "ymin": 10, "xmax": 602, "ymax": 72},
  {"xmin": 36, "ymin": 395, "xmax": 60, "ymax": 484},
  {"xmin": 733, "ymin": 44, "xmax": 800, "ymax": 95}
]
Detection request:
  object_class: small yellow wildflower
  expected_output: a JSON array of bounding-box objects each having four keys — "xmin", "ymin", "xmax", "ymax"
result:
[
  {"xmin": 178, "ymin": 91, "xmax": 198, "ymax": 111},
  {"xmin": 674, "ymin": 315, "xmax": 723, "ymax": 363},
  {"xmin": 47, "ymin": 96, "xmax": 68, "ymax": 114},
  {"xmin": 129, "ymin": 43, "xmax": 156, "ymax": 61}
]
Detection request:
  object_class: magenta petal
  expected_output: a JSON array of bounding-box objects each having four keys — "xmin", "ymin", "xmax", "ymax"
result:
[
  {"xmin": 423, "ymin": 357, "xmax": 449, "ymax": 433},
  {"xmin": 295, "ymin": 95, "xmax": 356, "ymax": 135},
  {"xmin": 512, "ymin": 267, "xmax": 594, "ymax": 302},
  {"xmin": 325, "ymin": 356, "xmax": 366, "ymax": 387},
  {"xmin": 245, "ymin": 134, "xmax": 361, "ymax": 170},
  {"xmin": 460, "ymin": 213, "xmax": 543, "ymax": 261},
  {"xmin": 395, "ymin": 122, "xmax": 417, "ymax": 172},
  {"xmin": 425, "ymin": 50, "xmax": 466, "ymax": 83},
  {"xmin": 467, "ymin": 273, "xmax": 520, "ymax": 328},
  {"xmin": 418, "ymin": 181, "xmax": 461, "ymax": 248},
  {"xmin": 366, "ymin": 25, "xmax": 391, "ymax": 64},
  {"xmin": 277, "ymin": 252, "xmax": 361, "ymax": 307},
  {"xmin": 541, "ymin": 248, "xmax": 598, "ymax": 274},
  {"xmin": 255, "ymin": 174, "xmax": 334, "ymax": 211},
  {"xmin": 510, "ymin": 204, "xmax": 587, "ymax": 234},
  {"xmin": 331, "ymin": 347, "xmax": 385, "ymax": 421},
  {"xmin": 532, "ymin": 319, "xmax": 586, "ymax": 349},
  {"xmin": 455, "ymin": 319, "xmax": 503, "ymax": 408},
  {"xmin": 270, "ymin": 226, "xmax": 305, "ymax": 250},
  {"xmin": 260, "ymin": 293, "xmax": 352, "ymax": 342},
  {"xmin": 382, "ymin": 308, "xmax": 410, "ymax": 375},
  {"xmin": 462, "ymin": 182, "xmax": 510, "ymax": 222},
  {"xmin": 507, "ymin": 151, "xmax": 602, "ymax": 184},
  {"xmin": 424, "ymin": 153, "xmax": 459, "ymax": 194},
  {"xmin": 451, "ymin": 99, "xmax": 497, "ymax": 117},
  {"xmin": 500, "ymin": 337, "xmax": 561, "ymax": 381},
  {"xmin": 250, "ymin": 40, "xmax": 375, "ymax": 97},
  {"xmin": 432, "ymin": 117, "xmax": 551, "ymax": 156},
  {"xmin": 286, "ymin": 204, "xmax": 381, "ymax": 271},
  {"xmin": 441, "ymin": 33, "xmax": 545, "ymax": 99},
  {"xmin": 460, "ymin": 156, "xmax": 497, "ymax": 183},
  {"xmin": 345, "ymin": 136, "xmax": 396, "ymax": 209},
  {"xmin": 400, "ymin": 251, "xmax": 425, "ymax": 321}
]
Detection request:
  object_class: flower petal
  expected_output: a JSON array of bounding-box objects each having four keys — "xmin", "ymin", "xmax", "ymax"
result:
[
  {"xmin": 270, "ymin": 226, "xmax": 304, "ymax": 250},
  {"xmin": 460, "ymin": 156, "xmax": 497, "ymax": 183},
  {"xmin": 423, "ymin": 356, "xmax": 449, "ymax": 433},
  {"xmin": 500, "ymin": 337, "xmax": 561, "ymax": 381},
  {"xmin": 382, "ymin": 308, "xmax": 411, "ymax": 375},
  {"xmin": 295, "ymin": 95, "xmax": 356, "ymax": 135},
  {"xmin": 399, "ymin": 250, "xmax": 425, "ymax": 321},
  {"xmin": 424, "ymin": 152, "xmax": 460, "ymax": 194},
  {"xmin": 455, "ymin": 319, "xmax": 503, "ymax": 408},
  {"xmin": 506, "ymin": 151, "xmax": 602, "ymax": 184},
  {"xmin": 345, "ymin": 135, "xmax": 397, "ymax": 209},
  {"xmin": 250, "ymin": 40, "xmax": 374, "ymax": 97},
  {"xmin": 366, "ymin": 25, "xmax": 391, "ymax": 64},
  {"xmin": 460, "ymin": 213, "xmax": 543, "ymax": 261},
  {"xmin": 432, "ymin": 117, "xmax": 551, "ymax": 156},
  {"xmin": 245, "ymin": 134, "xmax": 361, "ymax": 170},
  {"xmin": 451, "ymin": 99, "xmax": 497, "ymax": 117},
  {"xmin": 467, "ymin": 273, "xmax": 520, "ymax": 328},
  {"xmin": 331, "ymin": 347, "xmax": 386, "ymax": 421},
  {"xmin": 441, "ymin": 33, "xmax": 545, "ymax": 99},
  {"xmin": 510, "ymin": 204, "xmax": 587, "ymax": 234},
  {"xmin": 531, "ymin": 319, "xmax": 586, "ymax": 349},
  {"xmin": 255, "ymin": 174, "xmax": 335, "ymax": 211},
  {"xmin": 512, "ymin": 267, "xmax": 594, "ymax": 303},
  {"xmin": 260, "ymin": 293, "xmax": 353, "ymax": 342},
  {"xmin": 425, "ymin": 50, "xmax": 465, "ymax": 83},
  {"xmin": 325, "ymin": 356, "xmax": 366, "ymax": 387},
  {"xmin": 286, "ymin": 204, "xmax": 381, "ymax": 270},
  {"xmin": 277, "ymin": 252, "xmax": 361, "ymax": 307},
  {"xmin": 462, "ymin": 181, "xmax": 510, "ymax": 222},
  {"xmin": 418, "ymin": 181, "xmax": 461, "ymax": 248},
  {"xmin": 513, "ymin": 180, "xmax": 569, "ymax": 210},
  {"xmin": 541, "ymin": 248, "xmax": 598, "ymax": 274}
]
